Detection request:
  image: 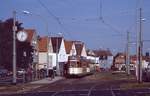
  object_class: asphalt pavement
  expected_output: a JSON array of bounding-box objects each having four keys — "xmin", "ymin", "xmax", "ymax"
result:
[
  {"xmin": 0, "ymin": 76, "xmax": 63, "ymax": 95},
  {"xmin": 0, "ymin": 72, "xmax": 150, "ymax": 96}
]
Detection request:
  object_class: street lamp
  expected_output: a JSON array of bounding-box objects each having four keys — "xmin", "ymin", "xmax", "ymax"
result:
[{"xmin": 23, "ymin": 10, "xmax": 50, "ymax": 77}]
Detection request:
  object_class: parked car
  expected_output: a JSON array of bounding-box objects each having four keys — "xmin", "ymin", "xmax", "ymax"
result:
[
  {"xmin": 0, "ymin": 68, "xmax": 9, "ymax": 77},
  {"xmin": 17, "ymin": 68, "xmax": 26, "ymax": 76}
]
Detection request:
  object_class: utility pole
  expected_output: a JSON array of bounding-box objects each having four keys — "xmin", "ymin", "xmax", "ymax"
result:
[
  {"xmin": 137, "ymin": 8, "xmax": 143, "ymax": 83},
  {"xmin": 56, "ymin": 37, "xmax": 60, "ymax": 76},
  {"xmin": 46, "ymin": 36, "xmax": 49, "ymax": 77},
  {"xmin": 126, "ymin": 31, "xmax": 130, "ymax": 75},
  {"xmin": 12, "ymin": 11, "xmax": 17, "ymax": 84}
]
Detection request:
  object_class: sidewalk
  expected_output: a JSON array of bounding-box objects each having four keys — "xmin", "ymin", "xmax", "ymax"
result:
[
  {"xmin": 0, "ymin": 76, "xmax": 63, "ymax": 94},
  {"xmin": 30, "ymin": 76, "xmax": 63, "ymax": 84}
]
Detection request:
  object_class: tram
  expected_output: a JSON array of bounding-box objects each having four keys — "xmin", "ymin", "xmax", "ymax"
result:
[{"xmin": 64, "ymin": 55, "xmax": 93, "ymax": 77}]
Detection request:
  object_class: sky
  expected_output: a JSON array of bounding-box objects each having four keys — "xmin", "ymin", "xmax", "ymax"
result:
[{"xmin": 0, "ymin": 0, "xmax": 150, "ymax": 55}]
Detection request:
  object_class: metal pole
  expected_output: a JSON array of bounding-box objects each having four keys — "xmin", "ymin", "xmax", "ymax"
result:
[
  {"xmin": 46, "ymin": 36, "xmax": 49, "ymax": 77},
  {"xmin": 56, "ymin": 37, "xmax": 60, "ymax": 76},
  {"xmin": 138, "ymin": 8, "xmax": 143, "ymax": 83},
  {"xmin": 36, "ymin": 39, "xmax": 39, "ymax": 80},
  {"xmin": 126, "ymin": 31, "xmax": 130, "ymax": 75},
  {"xmin": 12, "ymin": 11, "xmax": 17, "ymax": 84}
]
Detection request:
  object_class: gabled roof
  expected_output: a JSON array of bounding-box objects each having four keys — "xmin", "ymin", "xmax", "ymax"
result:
[
  {"xmin": 74, "ymin": 41, "xmax": 84, "ymax": 56},
  {"xmin": 94, "ymin": 49, "xmax": 113, "ymax": 57},
  {"xmin": 24, "ymin": 29, "xmax": 36, "ymax": 42},
  {"xmin": 51, "ymin": 37, "xmax": 63, "ymax": 53},
  {"xmin": 87, "ymin": 50, "xmax": 96, "ymax": 56},
  {"xmin": 38, "ymin": 36, "xmax": 48, "ymax": 52},
  {"xmin": 64, "ymin": 40, "xmax": 73, "ymax": 54}
]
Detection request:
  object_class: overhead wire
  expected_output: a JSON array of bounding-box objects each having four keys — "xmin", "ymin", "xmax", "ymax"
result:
[
  {"xmin": 97, "ymin": 0, "xmax": 123, "ymax": 36},
  {"xmin": 37, "ymin": 0, "xmax": 73, "ymax": 39},
  {"xmin": 37, "ymin": 0, "xmax": 125, "ymax": 38},
  {"xmin": 38, "ymin": 0, "xmax": 61, "ymax": 26}
]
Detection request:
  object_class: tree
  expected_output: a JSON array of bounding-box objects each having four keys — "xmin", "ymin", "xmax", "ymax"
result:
[
  {"xmin": 0, "ymin": 18, "xmax": 23, "ymax": 70},
  {"xmin": 0, "ymin": 18, "xmax": 34, "ymax": 70},
  {"xmin": 17, "ymin": 41, "xmax": 34, "ymax": 69}
]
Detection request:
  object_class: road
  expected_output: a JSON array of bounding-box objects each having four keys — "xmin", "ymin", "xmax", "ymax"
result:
[{"xmin": 1, "ymin": 72, "xmax": 150, "ymax": 96}]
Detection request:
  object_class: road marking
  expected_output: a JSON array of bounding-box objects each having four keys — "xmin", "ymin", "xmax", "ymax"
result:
[
  {"xmin": 110, "ymin": 86, "xmax": 116, "ymax": 96},
  {"xmin": 136, "ymin": 91, "xmax": 150, "ymax": 94},
  {"xmin": 51, "ymin": 91, "xmax": 60, "ymax": 96},
  {"xmin": 87, "ymin": 84, "xmax": 97, "ymax": 96}
]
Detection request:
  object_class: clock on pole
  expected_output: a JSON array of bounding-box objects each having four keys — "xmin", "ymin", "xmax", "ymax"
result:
[{"xmin": 17, "ymin": 31, "xmax": 28, "ymax": 42}]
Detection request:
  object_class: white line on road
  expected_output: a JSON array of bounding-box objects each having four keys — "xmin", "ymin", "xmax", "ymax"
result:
[
  {"xmin": 87, "ymin": 84, "xmax": 97, "ymax": 96},
  {"xmin": 51, "ymin": 91, "xmax": 60, "ymax": 96},
  {"xmin": 110, "ymin": 86, "xmax": 116, "ymax": 96}
]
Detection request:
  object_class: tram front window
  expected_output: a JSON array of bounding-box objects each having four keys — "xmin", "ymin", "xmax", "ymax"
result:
[{"xmin": 70, "ymin": 61, "xmax": 77, "ymax": 67}]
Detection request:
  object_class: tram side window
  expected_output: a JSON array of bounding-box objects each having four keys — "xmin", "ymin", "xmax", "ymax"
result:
[{"xmin": 77, "ymin": 62, "xmax": 81, "ymax": 67}]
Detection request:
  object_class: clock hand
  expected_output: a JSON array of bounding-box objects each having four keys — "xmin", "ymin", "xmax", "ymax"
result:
[{"xmin": 21, "ymin": 33, "xmax": 23, "ymax": 39}]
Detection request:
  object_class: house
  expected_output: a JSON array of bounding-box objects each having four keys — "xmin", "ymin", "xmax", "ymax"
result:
[
  {"xmin": 94, "ymin": 49, "xmax": 113, "ymax": 69},
  {"xmin": 38, "ymin": 36, "xmax": 54, "ymax": 69},
  {"xmin": 113, "ymin": 52, "xmax": 126, "ymax": 70},
  {"xmin": 130, "ymin": 54, "xmax": 150, "ymax": 76},
  {"xmin": 64, "ymin": 40, "xmax": 77, "ymax": 57},
  {"xmin": 38, "ymin": 36, "xmax": 48, "ymax": 70},
  {"xmin": 74, "ymin": 41, "xmax": 87, "ymax": 58},
  {"xmin": 49, "ymin": 37, "xmax": 68, "ymax": 75},
  {"xmin": 114, "ymin": 53, "xmax": 137, "ymax": 71},
  {"xmin": 86, "ymin": 49, "xmax": 99, "ymax": 64}
]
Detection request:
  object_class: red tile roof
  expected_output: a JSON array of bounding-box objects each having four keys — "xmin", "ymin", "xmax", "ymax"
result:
[
  {"xmin": 94, "ymin": 49, "xmax": 113, "ymax": 56},
  {"xmin": 64, "ymin": 40, "xmax": 73, "ymax": 54},
  {"xmin": 24, "ymin": 29, "xmax": 36, "ymax": 43},
  {"xmin": 38, "ymin": 36, "xmax": 48, "ymax": 52}
]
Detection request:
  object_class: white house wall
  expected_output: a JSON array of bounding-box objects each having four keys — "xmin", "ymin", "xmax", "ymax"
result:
[
  {"xmin": 38, "ymin": 52, "xmax": 47, "ymax": 69},
  {"xmin": 81, "ymin": 45, "xmax": 87, "ymax": 57},
  {"xmin": 99, "ymin": 56, "xmax": 113, "ymax": 69},
  {"xmin": 107, "ymin": 56, "xmax": 113, "ymax": 68},
  {"xmin": 70, "ymin": 43, "xmax": 77, "ymax": 56},
  {"xmin": 58, "ymin": 39, "xmax": 68, "ymax": 62},
  {"xmin": 48, "ymin": 38, "xmax": 67, "ymax": 68},
  {"xmin": 87, "ymin": 56, "xmax": 99, "ymax": 64},
  {"xmin": 49, "ymin": 52, "xmax": 67, "ymax": 68},
  {"xmin": 48, "ymin": 38, "xmax": 53, "ymax": 53},
  {"xmin": 49, "ymin": 53, "xmax": 56, "ymax": 67}
]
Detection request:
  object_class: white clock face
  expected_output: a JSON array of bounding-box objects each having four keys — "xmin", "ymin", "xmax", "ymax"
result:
[{"xmin": 17, "ymin": 31, "xmax": 28, "ymax": 42}]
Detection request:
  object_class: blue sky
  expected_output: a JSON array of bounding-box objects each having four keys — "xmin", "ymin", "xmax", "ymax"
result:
[{"xmin": 0, "ymin": 0, "xmax": 150, "ymax": 54}]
